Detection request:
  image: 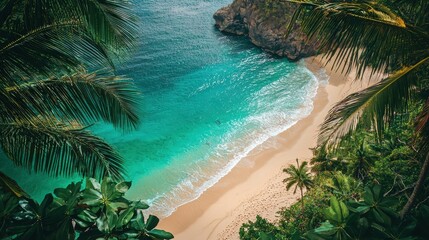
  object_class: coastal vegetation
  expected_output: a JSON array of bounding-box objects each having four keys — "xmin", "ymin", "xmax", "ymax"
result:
[
  {"xmin": 283, "ymin": 159, "xmax": 313, "ymax": 208},
  {"xmin": 0, "ymin": 177, "xmax": 173, "ymax": 239},
  {"xmin": 0, "ymin": 0, "xmax": 172, "ymax": 238},
  {"xmin": 240, "ymin": 0, "xmax": 429, "ymax": 239}
]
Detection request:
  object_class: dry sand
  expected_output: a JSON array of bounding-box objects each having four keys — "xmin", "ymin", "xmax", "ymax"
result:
[{"xmin": 159, "ymin": 55, "xmax": 380, "ymax": 240}]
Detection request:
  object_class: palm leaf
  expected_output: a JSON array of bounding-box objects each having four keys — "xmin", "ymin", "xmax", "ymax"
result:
[
  {"xmin": 16, "ymin": 0, "xmax": 138, "ymax": 53},
  {"xmin": 2, "ymin": 72, "xmax": 140, "ymax": 130},
  {"xmin": 394, "ymin": 0, "xmax": 429, "ymax": 26},
  {"xmin": 283, "ymin": 160, "xmax": 313, "ymax": 192},
  {"xmin": 319, "ymin": 56, "xmax": 429, "ymax": 150},
  {"xmin": 0, "ymin": 23, "xmax": 113, "ymax": 84},
  {"xmin": 287, "ymin": 0, "xmax": 426, "ymax": 77},
  {"xmin": 0, "ymin": 171, "xmax": 30, "ymax": 198},
  {"xmin": 0, "ymin": 120, "xmax": 126, "ymax": 181}
]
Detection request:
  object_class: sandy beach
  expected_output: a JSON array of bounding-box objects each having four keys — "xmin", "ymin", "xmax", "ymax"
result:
[{"xmin": 159, "ymin": 55, "xmax": 378, "ymax": 239}]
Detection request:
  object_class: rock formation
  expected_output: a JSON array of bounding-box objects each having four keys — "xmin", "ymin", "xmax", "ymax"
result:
[{"xmin": 213, "ymin": 0, "xmax": 318, "ymax": 61}]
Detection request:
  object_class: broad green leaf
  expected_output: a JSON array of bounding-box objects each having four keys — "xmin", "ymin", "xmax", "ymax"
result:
[
  {"xmin": 75, "ymin": 218, "xmax": 91, "ymax": 228},
  {"xmin": 323, "ymin": 207, "xmax": 337, "ymax": 223},
  {"xmin": 146, "ymin": 229, "xmax": 174, "ymax": 239},
  {"xmin": 96, "ymin": 212, "xmax": 109, "ymax": 233},
  {"xmin": 372, "ymin": 208, "xmax": 385, "ymax": 224},
  {"xmin": 0, "ymin": 193, "xmax": 19, "ymax": 218},
  {"xmin": 102, "ymin": 178, "xmax": 122, "ymax": 200},
  {"xmin": 86, "ymin": 178, "xmax": 101, "ymax": 191},
  {"xmin": 101, "ymin": 177, "xmax": 112, "ymax": 196},
  {"xmin": 81, "ymin": 188, "xmax": 102, "ymax": 206},
  {"xmin": 53, "ymin": 219, "xmax": 75, "ymax": 240},
  {"xmin": 372, "ymin": 185, "xmax": 382, "ymax": 202},
  {"xmin": 122, "ymin": 231, "xmax": 139, "ymax": 238},
  {"xmin": 371, "ymin": 222, "xmax": 387, "ymax": 234},
  {"xmin": 130, "ymin": 211, "xmax": 146, "ymax": 231},
  {"xmin": 54, "ymin": 188, "xmax": 72, "ymax": 200},
  {"xmin": 115, "ymin": 181, "xmax": 131, "ymax": 193},
  {"xmin": 44, "ymin": 205, "xmax": 68, "ymax": 225},
  {"xmin": 77, "ymin": 209, "xmax": 98, "ymax": 223},
  {"xmin": 339, "ymin": 201, "xmax": 349, "ymax": 220},
  {"xmin": 314, "ymin": 221, "xmax": 336, "ymax": 235},
  {"xmin": 117, "ymin": 207, "xmax": 135, "ymax": 228},
  {"xmin": 146, "ymin": 215, "xmax": 160, "ymax": 231},
  {"xmin": 133, "ymin": 200, "xmax": 149, "ymax": 210},
  {"xmin": 363, "ymin": 186, "xmax": 375, "ymax": 204},
  {"xmin": 326, "ymin": 197, "xmax": 348, "ymax": 223},
  {"xmin": 106, "ymin": 209, "xmax": 118, "ymax": 231},
  {"xmin": 109, "ymin": 201, "xmax": 128, "ymax": 211},
  {"xmin": 40, "ymin": 194, "xmax": 54, "ymax": 216},
  {"xmin": 355, "ymin": 206, "xmax": 370, "ymax": 214}
]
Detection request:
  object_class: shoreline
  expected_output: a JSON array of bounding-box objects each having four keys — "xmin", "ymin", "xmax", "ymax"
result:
[{"xmin": 159, "ymin": 56, "xmax": 374, "ymax": 239}]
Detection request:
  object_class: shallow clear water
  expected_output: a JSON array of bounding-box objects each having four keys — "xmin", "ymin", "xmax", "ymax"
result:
[{"xmin": 1, "ymin": 0, "xmax": 320, "ymax": 217}]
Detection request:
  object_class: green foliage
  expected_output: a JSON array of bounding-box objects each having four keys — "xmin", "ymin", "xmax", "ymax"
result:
[
  {"xmin": 304, "ymin": 185, "xmax": 428, "ymax": 240},
  {"xmin": 279, "ymin": 184, "xmax": 332, "ymax": 238},
  {"xmin": 239, "ymin": 180, "xmax": 332, "ymax": 240},
  {"xmin": 283, "ymin": 159, "xmax": 314, "ymax": 207},
  {"xmin": 0, "ymin": 0, "xmax": 141, "ymax": 180},
  {"xmin": 240, "ymin": 215, "xmax": 284, "ymax": 240},
  {"xmin": 323, "ymin": 172, "xmax": 362, "ymax": 202},
  {"xmin": 287, "ymin": 0, "xmax": 429, "ymax": 217},
  {"xmin": 310, "ymin": 148, "xmax": 347, "ymax": 173},
  {"xmin": 372, "ymin": 147, "xmax": 420, "ymax": 199},
  {"xmin": 0, "ymin": 177, "xmax": 173, "ymax": 240}
]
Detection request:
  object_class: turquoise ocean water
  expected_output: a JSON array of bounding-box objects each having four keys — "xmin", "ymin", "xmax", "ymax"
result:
[{"xmin": 1, "ymin": 0, "xmax": 322, "ymax": 217}]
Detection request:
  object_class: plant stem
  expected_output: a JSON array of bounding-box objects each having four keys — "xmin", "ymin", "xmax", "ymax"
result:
[{"xmin": 400, "ymin": 152, "xmax": 429, "ymax": 218}]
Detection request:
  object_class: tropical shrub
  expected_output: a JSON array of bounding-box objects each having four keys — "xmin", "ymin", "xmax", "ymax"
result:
[
  {"xmin": 239, "ymin": 215, "xmax": 284, "ymax": 240},
  {"xmin": 285, "ymin": 0, "xmax": 429, "ymax": 218},
  {"xmin": 0, "ymin": 177, "xmax": 173, "ymax": 240},
  {"xmin": 305, "ymin": 185, "xmax": 429, "ymax": 239}
]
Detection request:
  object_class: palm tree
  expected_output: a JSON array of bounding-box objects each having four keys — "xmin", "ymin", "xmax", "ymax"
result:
[
  {"xmin": 286, "ymin": 0, "xmax": 429, "ymax": 218},
  {"xmin": 346, "ymin": 139, "xmax": 377, "ymax": 181},
  {"xmin": 0, "ymin": 0, "xmax": 140, "ymax": 186},
  {"xmin": 310, "ymin": 147, "xmax": 346, "ymax": 173},
  {"xmin": 283, "ymin": 159, "xmax": 314, "ymax": 209}
]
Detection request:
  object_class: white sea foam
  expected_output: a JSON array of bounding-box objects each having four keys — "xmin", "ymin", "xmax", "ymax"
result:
[{"xmin": 144, "ymin": 65, "xmax": 323, "ymax": 218}]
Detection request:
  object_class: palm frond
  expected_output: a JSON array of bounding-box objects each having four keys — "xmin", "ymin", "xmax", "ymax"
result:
[
  {"xmin": 393, "ymin": 0, "xmax": 429, "ymax": 27},
  {"xmin": 283, "ymin": 160, "xmax": 313, "ymax": 192},
  {"xmin": 0, "ymin": 120, "xmax": 126, "ymax": 181},
  {"xmin": 0, "ymin": 0, "xmax": 15, "ymax": 27},
  {"xmin": 0, "ymin": 23, "xmax": 113, "ymax": 84},
  {"xmin": 287, "ymin": 0, "xmax": 427, "ymax": 77},
  {"xmin": 2, "ymin": 72, "xmax": 140, "ymax": 130},
  {"xmin": 16, "ymin": 0, "xmax": 138, "ymax": 53},
  {"xmin": 319, "ymin": 56, "xmax": 429, "ymax": 151},
  {"xmin": 0, "ymin": 171, "xmax": 30, "ymax": 198},
  {"xmin": 77, "ymin": 0, "xmax": 139, "ymax": 51},
  {"xmin": 286, "ymin": 180, "xmax": 297, "ymax": 191}
]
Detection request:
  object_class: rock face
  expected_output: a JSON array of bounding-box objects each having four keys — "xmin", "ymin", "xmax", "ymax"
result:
[{"xmin": 213, "ymin": 0, "xmax": 318, "ymax": 61}]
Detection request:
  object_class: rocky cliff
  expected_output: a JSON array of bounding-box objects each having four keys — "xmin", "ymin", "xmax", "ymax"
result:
[{"xmin": 213, "ymin": 0, "xmax": 318, "ymax": 60}]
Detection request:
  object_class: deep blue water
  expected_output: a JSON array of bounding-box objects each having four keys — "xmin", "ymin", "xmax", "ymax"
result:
[{"xmin": 1, "ymin": 0, "xmax": 320, "ymax": 217}]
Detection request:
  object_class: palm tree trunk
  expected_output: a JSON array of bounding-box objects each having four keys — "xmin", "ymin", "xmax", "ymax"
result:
[
  {"xmin": 300, "ymin": 187, "xmax": 304, "ymax": 210},
  {"xmin": 400, "ymin": 153, "xmax": 429, "ymax": 218}
]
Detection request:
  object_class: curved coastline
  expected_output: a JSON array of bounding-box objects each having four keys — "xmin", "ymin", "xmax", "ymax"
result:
[
  {"xmin": 158, "ymin": 56, "xmax": 373, "ymax": 239},
  {"xmin": 153, "ymin": 64, "xmax": 319, "ymax": 218},
  {"xmin": 161, "ymin": 57, "xmax": 333, "ymax": 240}
]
